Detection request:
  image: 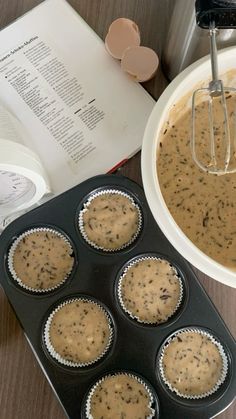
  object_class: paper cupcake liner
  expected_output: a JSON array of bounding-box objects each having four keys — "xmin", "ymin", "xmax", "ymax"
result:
[
  {"xmin": 8, "ymin": 227, "xmax": 74, "ymax": 293},
  {"xmin": 43, "ymin": 297, "xmax": 113, "ymax": 368},
  {"xmin": 158, "ymin": 327, "xmax": 228, "ymax": 399},
  {"xmin": 78, "ymin": 188, "xmax": 142, "ymax": 252},
  {"xmin": 117, "ymin": 256, "xmax": 183, "ymax": 324},
  {"xmin": 85, "ymin": 371, "xmax": 156, "ymax": 419}
]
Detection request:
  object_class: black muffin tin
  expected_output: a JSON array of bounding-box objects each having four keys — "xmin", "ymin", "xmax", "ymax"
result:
[{"xmin": 0, "ymin": 174, "xmax": 235, "ymax": 419}]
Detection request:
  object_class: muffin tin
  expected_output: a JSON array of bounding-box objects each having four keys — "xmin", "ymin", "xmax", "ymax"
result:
[{"xmin": 0, "ymin": 174, "xmax": 235, "ymax": 419}]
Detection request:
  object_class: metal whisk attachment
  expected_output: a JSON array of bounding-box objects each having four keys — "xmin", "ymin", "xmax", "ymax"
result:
[{"xmin": 191, "ymin": 22, "xmax": 236, "ymax": 175}]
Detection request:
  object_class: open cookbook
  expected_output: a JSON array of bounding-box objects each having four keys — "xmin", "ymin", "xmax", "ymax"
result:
[{"xmin": 0, "ymin": 0, "xmax": 155, "ymax": 217}]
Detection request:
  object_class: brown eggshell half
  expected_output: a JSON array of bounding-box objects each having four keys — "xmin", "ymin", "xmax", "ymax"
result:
[
  {"xmin": 121, "ymin": 46, "xmax": 159, "ymax": 82},
  {"xmin": 105, "ymin": 18, "xmax": 141, "ymax": 60}
]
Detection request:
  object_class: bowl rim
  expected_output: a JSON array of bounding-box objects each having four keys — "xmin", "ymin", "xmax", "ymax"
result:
[{"xmin": 141, "ymin": 46, "xmax": 236, "ymax": 288}]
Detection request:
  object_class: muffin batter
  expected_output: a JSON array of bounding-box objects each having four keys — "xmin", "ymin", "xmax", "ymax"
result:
[
  {"xmin": 120, "ymin": 258, "xmax": 181, "ymax": 323},
  {"xmin": 157, "ymin": 92, "xmax": 236, "ymax": 269},
  {"xmin": 12, "ymin": 230, "xmax": 74, "ymax": 290},
  {"xmin": 82, "ymin": 192, "xmax": 140, "ymax": 250},
  {"xmin": 48, "ymin": 300, "xmax": 111, "ymax": 364},
  {"xmin": 162, "ymin": 331, "xmax": 223, "ymax": 396},
  {"xmin": 89, "ymin": 374, "xmax": 153, "ymax": 418}
]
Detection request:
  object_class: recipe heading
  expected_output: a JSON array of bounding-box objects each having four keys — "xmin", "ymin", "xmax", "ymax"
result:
[{"xmin": 0, "ymin": 36, "xmax": 38, "ymax": 63}]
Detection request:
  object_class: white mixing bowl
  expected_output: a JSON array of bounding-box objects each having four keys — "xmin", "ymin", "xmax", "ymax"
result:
[{"xmin": 141, "ymin": 47, "xmax": 236, "ymax": 288}]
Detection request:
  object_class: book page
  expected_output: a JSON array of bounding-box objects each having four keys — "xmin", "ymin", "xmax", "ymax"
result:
[
  {"xmin": 0, "ymin": 0, "xmax": 154, "ymax": 194},
  {"xmin": 0, "ymin": 104, "xmax": 26, "ymax": 145}
]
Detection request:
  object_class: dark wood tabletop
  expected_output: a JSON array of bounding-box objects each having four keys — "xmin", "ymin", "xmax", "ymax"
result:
[{"xmin": 0, "ymin": 1, "xmax": 235, "ymax": 418}]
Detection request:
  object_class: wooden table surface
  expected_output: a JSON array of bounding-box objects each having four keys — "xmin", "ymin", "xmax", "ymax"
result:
[{"xmin": 0, "ymin": 1, "xmax": 235, "ymax": 418}]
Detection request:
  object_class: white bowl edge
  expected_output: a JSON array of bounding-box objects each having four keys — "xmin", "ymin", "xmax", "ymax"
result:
[{"xmin": 141, "ymin": 46, "xmax": 236, "ymax": 288}]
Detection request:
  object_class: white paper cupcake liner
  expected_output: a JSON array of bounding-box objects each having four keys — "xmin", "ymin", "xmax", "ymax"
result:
[
  {"xmin": 8, "ymin": 227, "xmax": 74, "ymax": 293},
  {"xmin": 158, "ymin": 327, "xmax": 228, "ymax": 399},
  {"xmin": 118, "ymin": 256, "xmax": 183, "ymax": 324},
  {"xmin": 43, "ymin": 297, "xmax": 113, "ymax": 368},
  {"xmin": 78, "ymin": 188, "xmax": 142, "ymax": 252},
  {"xmin": 85, "ymin": 371, "xmax": 156, "ymax": 419}
]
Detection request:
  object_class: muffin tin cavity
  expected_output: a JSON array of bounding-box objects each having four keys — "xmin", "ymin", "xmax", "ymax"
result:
[
  {"xmin": 0, "ymin": 174, "xmax": 235, "ymax": 419},
  {"xmin": 117, "ymin": 254, "xmax": 184, "ymax": 325},
  {"xmin": 7, "ymin": 226, "xmax": 76, "ymax": 294},
  {"xmin": 83, "ymin": 371, "xmax": 159, "ymax": 419},
  {"xmin": 43, "ymin": 296, "xmax": 114, "ymax": 368},
  {"xmin": 157, "ymin": 327, "xmax": 228, "ymax": 400},
  {"xmin": 77, "ymin": 187, "xmax": 143, "ymax": 252}
]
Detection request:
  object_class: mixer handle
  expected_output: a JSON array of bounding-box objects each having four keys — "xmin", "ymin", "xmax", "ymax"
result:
[{"xmin": 195, "ymin": 0, "xmax": 236, "ymax": 29}]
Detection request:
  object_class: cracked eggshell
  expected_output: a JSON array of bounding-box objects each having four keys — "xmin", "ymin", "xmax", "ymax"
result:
[
  {"xmin": 105, "ymin": 18, "xmax": 141, "ymax": 60},
  {"xmin": 121, "ymin": 46, "xmax": 159, "ymax": 82}
]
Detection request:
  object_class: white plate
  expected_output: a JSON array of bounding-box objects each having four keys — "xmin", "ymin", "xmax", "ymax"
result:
[{"xmin": 141, "ymin": 47, "xmax": 236, "ymax": 288}]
